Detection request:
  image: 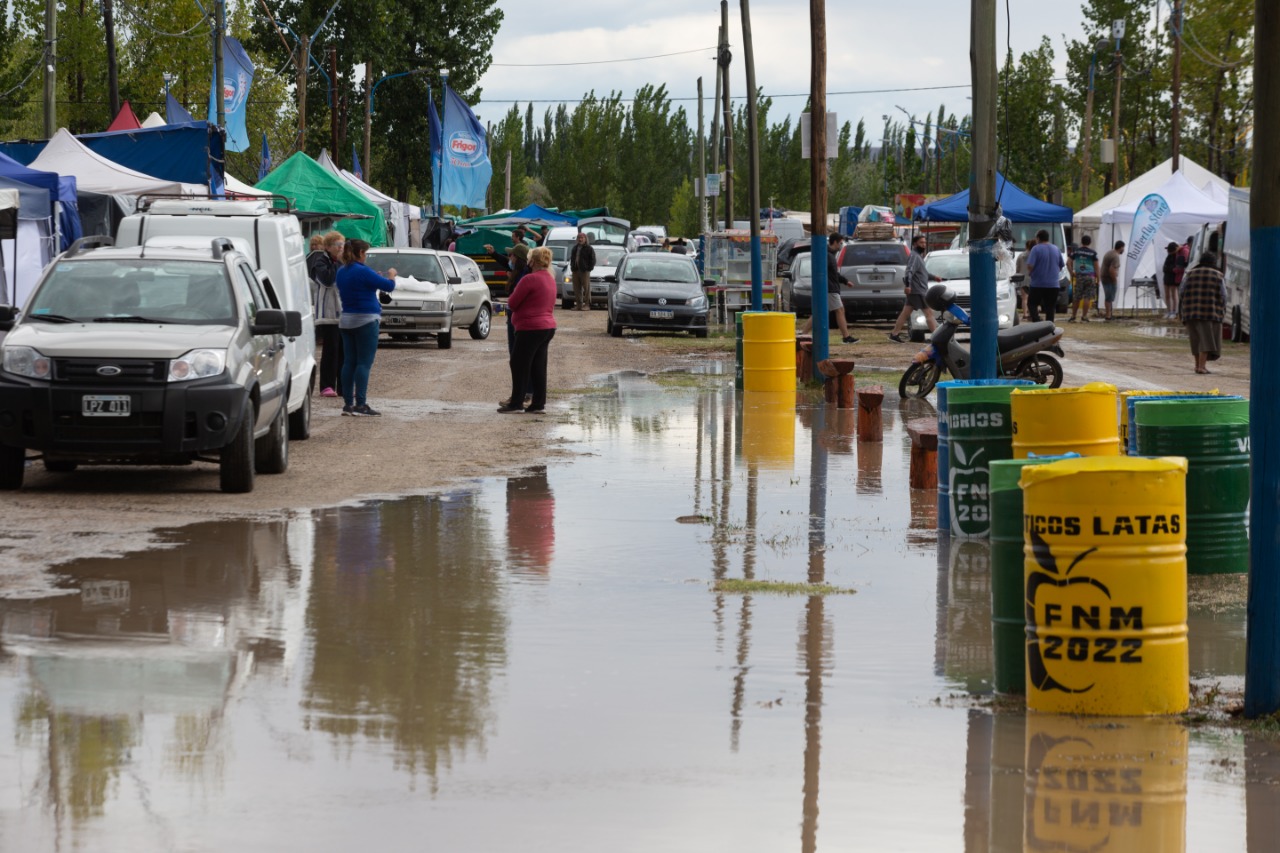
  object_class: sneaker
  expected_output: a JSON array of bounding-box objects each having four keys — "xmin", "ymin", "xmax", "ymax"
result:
[
  {"xmin": 351, "ymin": 404, "xmax": 381, "ymax": 416},
  {"xmin": 321, "ymin": 387, "xmax": 337, "ymax": 398},
  {"xmin": 842, "ymin": 335, "xmax": 859, "ymax": 344},
  {"xmin": 888, "ymin": 332, "xmax": 906, "ymax": 343},
  {"xmin": 497, "ymin": 405, "xmax": 525, "ymax": 414},
  {"xmin": 341, "ymin": 405, "xmax": 354, "ymax": 416}
]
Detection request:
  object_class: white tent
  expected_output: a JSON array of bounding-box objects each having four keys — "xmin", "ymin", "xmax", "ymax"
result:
[
  {"xmin": 28, "ymin": 128, "xmax": 201, "ymax": 196},
  {"xmin": 0, "ymin": 188, "xmax": 19, "ymax": 304},
  {"xmin": 0, "ymin": 183, "xmax": 55, "ymax": 307},
  {"xmin": 1075, "ymin": 156, "xmax": 1228, "ymax": 240},
  {"xmin": 141, "ymin": 112, "xmax": 167, "ymax": 128},
  {"xmin": 1099, "ymin": 170, "xmax": 1228, "ymax": 302},
  {"xmin": 316, "ymin": 149, "xmax": 411, "ymax": 247},
  {"xmin": 224, "ymin": 173, "xmax": 273, "ymax": 197}
]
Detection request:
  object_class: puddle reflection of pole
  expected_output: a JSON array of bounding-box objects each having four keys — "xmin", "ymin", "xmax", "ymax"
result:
[
  {"xmin": 801, "ymin": 402, "xmax": 830, "ymax": 852},
  {"xmin": 729, "ymin": 460, "xmax": 759, "ymax": 752},
  {"xmin": 710, "ymin": 385, "xmax": 734, "ymax": 652},
  {"xmin": 962, "ymin": 709, "xmax": 1025, "ymax": 853},
  {"xmin": 1246, "ymin": 732, "xmax": 1280, "ymax": 852}
]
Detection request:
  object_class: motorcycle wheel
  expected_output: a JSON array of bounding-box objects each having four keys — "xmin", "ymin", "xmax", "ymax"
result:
[
  {"xmin": 899, "ymin": 361, "xmax": 942, "ymax": 399},
  {"xmin": 1014, "ymin": 353, "xmax": 1063, "ymax": 388}
]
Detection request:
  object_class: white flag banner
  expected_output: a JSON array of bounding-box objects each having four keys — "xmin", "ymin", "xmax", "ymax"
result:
[{"xmin": 1123, "ymin": 193, "xmax": 1171, "ymax": 291}]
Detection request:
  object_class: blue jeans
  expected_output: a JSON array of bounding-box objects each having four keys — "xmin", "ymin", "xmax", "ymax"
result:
[{"xmin": 339, "ymin": 320, "xmax": 380, "ymax": 406}]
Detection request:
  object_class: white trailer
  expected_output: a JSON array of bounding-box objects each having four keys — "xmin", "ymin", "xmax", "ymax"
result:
[{"xmin": 1223, "ymin": 186, "xmax": 1251, "ymax": 340}]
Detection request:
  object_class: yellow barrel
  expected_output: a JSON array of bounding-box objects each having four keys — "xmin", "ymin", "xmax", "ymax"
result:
[
  {"xmin": 1120, "ymin": 389, "xmax": 1219, "ymax": 453},
  {"xmin": 1024, "ymin": 714, "xmax": 1188, "ymax": 851},
  {"xmin": 740, "ymin": 390, "xmax": 795, "ymax": 469},
  {"xmin": 1011, "ymin": 383, "xmax": 1120, "ymax": 458},
  {"xmin": 742, "ymin": 311, "xmax": 797, "ymax": 392},
  {"xmin": 1020, "ymin": 456, "xmax": 1189, "ymax": 715}
]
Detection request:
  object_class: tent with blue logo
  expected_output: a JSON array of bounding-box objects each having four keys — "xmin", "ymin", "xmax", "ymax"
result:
[{"xmin": 912, "ymin": 173, "xmax": 1072, "ymax": 223}]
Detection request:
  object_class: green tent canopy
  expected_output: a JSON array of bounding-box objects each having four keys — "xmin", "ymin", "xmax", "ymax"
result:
[{"xmin": 256, "ymin": 151, "xmax": 387, "ymax": 246}]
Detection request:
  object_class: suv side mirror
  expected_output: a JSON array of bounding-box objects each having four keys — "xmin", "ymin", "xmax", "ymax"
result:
[
  {"xmin": 250, "ymin": 308, "xmax": 289, "ymax": 336},
  {"xmin": 0, "ymin": 305, "xmax": 16, "ymax": 331},
  {"xmin": 447, "ymin": 276, "xmax": 462, "ymax": 285}
]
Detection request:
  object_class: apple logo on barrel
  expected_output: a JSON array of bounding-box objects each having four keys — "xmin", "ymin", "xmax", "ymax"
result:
[{"xmin": 1025, "ymin": 530, "xmax": 1105, "ymax": 695}]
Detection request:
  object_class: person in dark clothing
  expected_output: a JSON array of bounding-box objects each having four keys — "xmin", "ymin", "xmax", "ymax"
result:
[
  {"xmin": 568, "ymin": 232, "xmax": 595, "ymax": 311},
  {"xmin": 1162, "ymin": 241, "xmax": 1180, "ymax": 317},
  {"xmin": 890, "ymin": 234, "xmax": 941, "ymax": 341},
  {"xmin": 799, "ymin": 238, "xmax": 858, "ymax": 343},
  {"xmin": 1179, "ymin": 252, "xmax": 1225, "ymax": 374},
  {"xmin": 307, "ymin": 231, "xmax": 345, "ymax": 397}
]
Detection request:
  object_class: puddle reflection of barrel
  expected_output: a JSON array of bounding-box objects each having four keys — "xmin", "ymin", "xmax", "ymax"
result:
[
  {"xmin": 741, "ymin": 312, "xmax": 796, "ymax": 393},
  {"xmin": 1120, "ymin": 390, "xmax": 1223, "ymax": 454},
  {"xmin": 935, "ymin": 381, "xmax": 964, "ymax": 532},
  {"xmin": 1021, "ymin": 457, "xmax": 1189, "ymax": 715},
  {"xmin": 1011, "ymin": 383, "xmax": 1120, "ymax": 458},
  {"xmin": 1134, "ymin": 398, "xmax": 1249, "ymax": 575},
  {"xmin": 946, "ymin": 380, "xmax": 1032, "ymax": 538},
  {"xmin": 943, "ymin": 538, "xmax": 993, "ymax": 692},
  {"xmin": 741, "ymin": 390, "xmax": 796, "ymax": 469},
  {"xmin": 1024, "ymin": 715, "xmax": 1188, "ymax": 852}
]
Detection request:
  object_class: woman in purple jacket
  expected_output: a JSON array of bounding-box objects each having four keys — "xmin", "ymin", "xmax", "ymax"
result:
[{"xmin": 335, "ymin": 240, "xmax": 396, "ymax": 416}]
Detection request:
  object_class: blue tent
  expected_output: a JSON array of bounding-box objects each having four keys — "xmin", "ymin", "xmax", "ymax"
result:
[
  {"xmin": 912, "ymin": 173, "xmax": 1072, "ymax": 223},
  {"xmin": 0, "ymin": 152, "xmax": 82, "ymax": 247},
  {"xmin": 472, "ymin": 204, "xmax": 577, "ymax": 227},
  {"xmin": 0, "ymin": 121, "xmax": 225, "ymax": 195}
]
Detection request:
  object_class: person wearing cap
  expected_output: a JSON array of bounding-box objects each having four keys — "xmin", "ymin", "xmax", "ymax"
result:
[{"xmin": 1162, "ymin": 241, "xmax": 1181, "ymax": 319}]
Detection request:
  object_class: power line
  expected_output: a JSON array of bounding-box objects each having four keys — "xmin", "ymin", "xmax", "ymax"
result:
[{"xmin": 491, "ymin": 47, "xmax": 716, "ymax": 67}]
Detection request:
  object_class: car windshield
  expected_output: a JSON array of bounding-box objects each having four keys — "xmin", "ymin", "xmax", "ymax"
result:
[
  {"xmin": 27, "ymin": 259, "xmax": 236, "ymax": 324},
  {"xmin": 925, "ymin": 254, "xmax": 974, "ymax": 280},
  {"xmin": 841, "ymin": 243, "xmax": 907, "ymax": 266},
  {"xmin": 594, "ymin": 246, "xmax": 627, "ymax": 266},
  {"xmin": 622, "ymin": 257, "xmax": 698, "ymax": 283},
  {"xmin": 367, "ymin": 252, "xmax": 446, "ymax": 283}
]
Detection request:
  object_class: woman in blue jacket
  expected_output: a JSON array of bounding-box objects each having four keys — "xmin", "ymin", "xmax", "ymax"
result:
[{"xmin": 335, "ymin": 239, "xmax": 396, "ymax": 416}]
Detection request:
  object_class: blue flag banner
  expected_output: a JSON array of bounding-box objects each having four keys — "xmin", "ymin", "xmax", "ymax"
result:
[
  {"xmin": 428, "ymin": 90, "xmax": 443, "ymax": 211},
  {"xmin": 259, "ymin": 133, "xmax": 272, "ymax": 182},
  {"xmin": 438, "ymin": 83, "xmax": 491, "ymax": 209},
  {"xmin": 166, "ymin": 92, "xmax": 194, "ymax": 125},
  {"xmin": 352, "ymin": 143, "xmax": 363, "ymax": 181},
  {"xmin": 208, "ymin": 36, "xmax": 255, "ymax": 152},
  {"xmin": 1123, "ymin": 192, "xmax": 1171, "ymax": 291}
]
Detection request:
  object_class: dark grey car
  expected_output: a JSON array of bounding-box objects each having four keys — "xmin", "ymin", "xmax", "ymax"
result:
[
  {"xmin": 607, "ymin": 254, "xmax": 710, "ymax": 338},
  {"xmin": 836, "ymin": 240, "xmax": 910, "ymax": 320}
]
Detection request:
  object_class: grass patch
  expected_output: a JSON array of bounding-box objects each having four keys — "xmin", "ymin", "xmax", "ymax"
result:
[{"xmin": 712, "ymin": 578, "xmax": 856, "ymax": 596}]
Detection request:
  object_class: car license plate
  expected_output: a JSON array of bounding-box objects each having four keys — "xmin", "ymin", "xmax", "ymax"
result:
[
  {"xmin": 384, "ymin": 316, "xmax": 406, "ymax": 326},
  {"xmin": 82, "ymin": 395, "xmax": 130, "ymax": 417},
  {"xmin": 649, "ymin": 309, "xmax": 674, "ymax": 319},
  {"xmin": 868, "ymin": 273, "xmax": 889, "ymax": 282}
]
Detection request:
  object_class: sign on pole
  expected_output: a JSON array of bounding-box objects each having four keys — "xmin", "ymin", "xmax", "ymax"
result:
[
  {"xmin": 800, "ymin": 111, "xmax": 838, "ymax": 159},
  {"xmin": 705, "ymin": 173, "xmax": 721, "ymax": 197}
]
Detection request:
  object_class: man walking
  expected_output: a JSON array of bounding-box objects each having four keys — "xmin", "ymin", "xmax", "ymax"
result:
[
  {"xmin": 800, "ymin": 237, "xmax": 858, "ymax": 344},
  {"xmin": 569, "ymin": 232, "xmax": 595, "ymax": 311},
  {"xmin": 1025, "ymin": 229, "xmax": 1065, "ymax": 323},
  {"xmin": 1179, "ymin": 251, "xmax": 1226, "ymax": 374},
  {"xmin": 889, "ymin": 234, "xmax": 940, "ymax": 342},
  {"xmin": 1067, "ymin": 235, "xmax": 1099, "ymax": 322},
  {"xmin": 1100, "ymin": 240, "xmax": 1124, "ymax": 322}
]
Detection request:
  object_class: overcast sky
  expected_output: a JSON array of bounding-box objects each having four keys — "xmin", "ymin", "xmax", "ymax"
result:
[{"xmin": 474, "ymin": 1, "xmax": 1092, "ymax": 143}]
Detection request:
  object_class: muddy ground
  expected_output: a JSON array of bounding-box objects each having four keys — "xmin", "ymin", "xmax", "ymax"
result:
[{"xmin": 0, "ymin": 308, "xmax": 1250, "ymax": 595}]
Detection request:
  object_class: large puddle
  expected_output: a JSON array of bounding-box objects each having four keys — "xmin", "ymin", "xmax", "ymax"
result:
[{"xmin": 0, "ymin": 367, "xmax": 1270, "ymax": 851}]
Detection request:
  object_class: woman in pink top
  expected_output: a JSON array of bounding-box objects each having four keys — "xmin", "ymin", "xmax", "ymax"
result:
[{"xmin": 500, "ymin": 246, "xmax": 558, "ymax": 414}]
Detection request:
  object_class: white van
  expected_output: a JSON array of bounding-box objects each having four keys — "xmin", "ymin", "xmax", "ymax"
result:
[{"xmin": 115, "ymin": 199, "xmax": 317, "ymax": 439}]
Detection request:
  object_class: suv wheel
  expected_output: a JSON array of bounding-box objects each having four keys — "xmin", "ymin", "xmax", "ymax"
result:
[
  {"xmin": 288, "ymin": 384, "xmax": 311, "ymax": 440},
  {"xmin": 220, "ymin": 412, "xmax": 256, "ymax": 493},
  {"xmin": 0, "ymin": 445, "xmax": 25, "ymax": 490},
  {"xmin": 256, "ymin": 400, "xmax": 289, "ymax": 474},
  {"xmin": 470, "ymin": 304, "xmax": 492, "ymax": 339}
]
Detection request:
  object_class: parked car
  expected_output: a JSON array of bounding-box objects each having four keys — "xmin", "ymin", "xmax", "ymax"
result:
[
  {"xmin": 836, "ymin": 239, "xmax": 910, "ymax": 319},
  {"xmin": 559, "ymin": 244, "xmax": 627, "ymax": 309},
  {"xmin": 776, "ymin": 237, "xmax": 811, "ymax": 279},
  {"xmin": 365, "ymin": 248, "xmax": 493, "ymax": 348},
  {"xmin": 778, "ymin": 251, "xmax": 815, "ymax": 315},
  {"xmin": 0, "ymin": 237, "xmax": 301, "ymax": 493},
  {"xmin": 607, "ymin": 253, "xmax": 710, "ymax": 338},
  {"xmin": 907, "ymin": 249, "xmax": 1020, "ymax": 341}
]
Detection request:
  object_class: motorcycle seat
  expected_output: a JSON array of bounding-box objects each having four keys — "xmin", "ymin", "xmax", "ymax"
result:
[{"xmin": 997, "ymin": 321, "xmax": 1057, "ymax": 351}]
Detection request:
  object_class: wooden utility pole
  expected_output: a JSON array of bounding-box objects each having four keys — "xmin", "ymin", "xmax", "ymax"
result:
[
  {"xmin": 297, "ymin": 34, "xmax": 308, "ymax": 150},
  {"xmin": 214, "ymin": 0, "xmax": 226, "ymax": 129},
  {"xmin": 710, "ymin": 25, "xmax": 723, "ymax": 230},
  {"xmin": 741, "ymin": 0, "xmax": 762, "ymax": 307},
  {"xmin": 363, "ymin": 60, "xmax": 372, "ymax": 182},
  {"xmin": 329, "ymin": 48, "xmax": 340, "ymax": 159},
  {"xmin": 103, "ymin": 0, "xmax": 120, "ymax": 118},
  {"xmin": 968, "ymin": 0, "xmax": 999, "ymax": 381},
  {"xmin": 1081, "ymin": 57, "xmax": 1097, "ymax": 208},
  {"xmin": 42, "ymin": 0, "xmax": 56, "ymax": 137},
  {"xmin": 719, "ymin": 0, "xmax": 734, "ymax": 229},
  {"xmin": 1244, "ymin": 0, "xmax": 1280, "ymax": 718},
  {"xmin": 504, "ymin": 149, "xmax": 512, "ymax": 209},
  {"xmin": 1111, "ymin": 47, "xmax": 1123, "ymax": 190},
  {"xmin": 1171, "ymin": 0, "xmax": 1184, "ymax": 171},
  {"xmin": 809, "ymin": 0, "xmax": 827, "ymax": 237},
  {"xmin": 698, "ymin": 77, "xmax": 706, "ymax": 234}
]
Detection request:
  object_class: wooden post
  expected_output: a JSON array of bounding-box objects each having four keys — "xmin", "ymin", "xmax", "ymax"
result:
[
  {"xmin": 719, "ymin": 0, "xmax": 734, "ymax": 228},
  {"xmin": 504, "ymin": 149, "xmax": 512, "ymax": 209},
  {"xmin": 856, "ymin": 385, "xmax": 884, "ymax": 442},
  {"xmin": 740, "ymin": 0, "xmax": 763, "ymax": 308},
  {"xmin": 809, "ymin": 0, "xmax": 827, "ymax": 236},
  {"xmin": 1081, "ymin": 62, "xmax": 1096, "ymax": 209},
  {"xmin": 103, "ymin": 0, "xmax": 120, "ymax": 119},
  {"xmin": 968, "ymin": 0, "xmax": 998, "ymax": 380},
  {"xmin": 42, "ymin": 0, "xmax": 55, "ymax": 138},
  {"xmin": 1112, "ymin": 47, "xmax": 1123, "ymax": 190},
  {"xmin": 214, "ymin": 0, "xmax": 226, "ymax": 129},
  {"xmin": 796, "ymin": 337, "xmax": 813, "ymax": 382},
  {"xmin": 330, "ymin": 48, "xmax": 340, "ymax": 160},
  {"xmin": 907, "ymin": 419, "xmax": 939, "ymax": 490},
  {"xmin": 710, "ymin": 25, "xmax": 723, "ymax": 230},
  {"xmin": 698, "ymin": 76, "xmax": 706, "ymax": 234},
  {"xmin": 834, "ymin": 375, "xmax": 855, "ymax": 409}
]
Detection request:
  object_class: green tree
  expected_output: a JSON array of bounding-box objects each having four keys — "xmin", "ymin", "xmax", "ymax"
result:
[
  {"xmin": 487, "ymin": 104, "xmax": 528, "ymax": 210},
  {"xmin": 997, "ymin": 37, "xmax": 1072, "ymax": 201}
]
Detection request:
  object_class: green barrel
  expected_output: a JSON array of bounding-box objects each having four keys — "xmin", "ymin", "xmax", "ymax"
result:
[
  {"xmin": 935, "ymin": 381, "xmax": 965, "ymax": 532},
  {"xmin": 1134, "ymin": 397, "xmax": 1250, "ymax": 574},
  {"xmin": 988, "ymin": 457, "xmax": 1063, "ymax": 695},
  {"xmin": 948, "ymin": 383, "xmax": 1024, "ymax": 538}
]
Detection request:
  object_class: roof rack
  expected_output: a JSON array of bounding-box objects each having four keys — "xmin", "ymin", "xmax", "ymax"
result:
[
  {"xmin": 65, "ymin": 235, "xmax": 114, "ymax": 258},
  {"xmin": 136, "ymin": 192, "xmax": 295, "ymax": 213}
]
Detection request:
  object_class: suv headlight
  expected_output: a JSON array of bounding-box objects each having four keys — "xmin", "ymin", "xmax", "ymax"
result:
[
  {"xmin": 615, "ymin": 291, "xmax": 639, "ymax": 305},
  {"xmin": 3, "ymin": 346, "xmax": 52, "ymax": 380},
  {"xmin": 689, "ymin": 294, "xmax": 708, "ymax": 310},
  {"xmin": 169, "ymin": 348, "xmax": 227, "ymax": 382}
]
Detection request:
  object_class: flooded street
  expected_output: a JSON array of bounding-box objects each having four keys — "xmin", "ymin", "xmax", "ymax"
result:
[{"xmin": 0, "ymin": 367, "xmax": 1272, "ymax": 852}]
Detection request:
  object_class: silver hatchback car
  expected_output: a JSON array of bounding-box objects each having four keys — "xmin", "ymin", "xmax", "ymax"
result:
[{"xmin": 836, "ymin": 239, "xmax": 910, "ymax": 320}]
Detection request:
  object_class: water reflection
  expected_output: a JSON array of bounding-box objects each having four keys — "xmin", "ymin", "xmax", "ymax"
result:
[{"xmin": 507, "ymin": 466, "xmax": 556, "ymax": 575}]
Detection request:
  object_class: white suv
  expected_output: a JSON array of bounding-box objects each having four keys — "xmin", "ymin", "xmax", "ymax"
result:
[{"xmin": 0, "ymin": 237, "xmax": 301, "ymax": 492}]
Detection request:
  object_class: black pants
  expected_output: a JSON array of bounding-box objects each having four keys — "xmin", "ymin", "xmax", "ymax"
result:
[
  {"xmin": 1029, "ymin": 288, "xmax": 1058, "ymax": 324},
  {"xmin": 317, "ymin": 324, "xmax": 343, "ymax": 391},
  {"xmin": 509, "ymin": 328, "xmax": 555, "ymax": 410}
]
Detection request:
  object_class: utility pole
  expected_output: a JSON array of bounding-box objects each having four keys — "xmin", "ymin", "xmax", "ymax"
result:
[
  {"xmin": 297, "ymin": 34, "xmax": 308, "ymax": 151},
  {"xmin": 1171, "ymin": 0, "xmax": 1184, "ymax": 171},
  {"xmin": 504, "ymin": 149, "xmax": 512, "ymax": 209},
  {"xmin": 42, "ymin": 0, "xmax": 56, "ymax": 137},
  {"xmin": 1111, "ymin": 43, "xmax": 1123, "ymax": 190},
  {"xmin": 719, "ymin": 0, "xmax": 734, "ymax": 229},
  {"xmin": 710, "ymin": 25, "xmax": 723, "ymax": 230},
  {"xmin": 881, "ymin": 115, "xmax": 891, "ymax": 204},
  {"xmin": 698, "ymin": 76, "xmax": 706, "ymax": 235},
  {"xmin": 740, "ymin": 0, "xmax": 762, "ymax": 309},
  {"xmin": 808, "ymin": 0, "xmax": 829, "ymax": 377},
  {"xmin": 968, "ymin": 0, "xmax": 999, "ymax": 380},
  {"xmin": 1244, "ymin": 0, "xmax": 1280, "ymax": 719},
  {"xmin": 330, "ymin": 48, "xmax": 340, "ymax": 160},
  {"xmin": 363, "ymin": 60, "xmax": 372, "ymax": 182},
  {"xmin": 103, "ymin": 0, "xmax": 120, "ymax": 118},
  {"xmin": 1080, "ymin": 41, "xmax": 1107, "ymax": 209},
  {"xmin": 214, "ymin": 0, "xmax": 226, "ymax": 129}
]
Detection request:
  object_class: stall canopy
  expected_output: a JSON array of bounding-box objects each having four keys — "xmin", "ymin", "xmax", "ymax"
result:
[
  {"xmin": 27, "ymin": 129, "xmax": 202, "ymax": 196},
  {"xmin": 224, "ymin": 173, "xmax": 273, "ymax": 197},
  {"xmin": 317, "ymin": 148, "xmax": 410, "ymax": 247},
  {"xmin": 0, "ymin": 179, "xmax": 55, "ymax": 307},
  {"xmin": 255, "ymin": 151, "xmax": 386, "ymax": 246},
  {"xmin": 1, "ymin": 121, "xmax": 226, "ymax": 194},
  {"xmin": 0, "ymin": 151, "xmax": 82, "ymax": 247},
  {"xmin": 141, "ymin": 112, "xmax": 167, "ymax": 128},
  {"xmin": 106, "ymin": 101, "xmax": 143, "ymax": 132},
  {"xmin": 912, "ymin": 173, "xmax": 1073, "ymax": 223},
  {"xmin": 1074, "ymin": 156, "xmax": 1228, "ymax": 239},
  {"xmin": 463, "ymin": 204, "xmax": 577, "ymax": 227}
]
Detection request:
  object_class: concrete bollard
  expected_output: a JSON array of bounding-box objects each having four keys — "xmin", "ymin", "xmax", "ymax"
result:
[
  {"xmin": 907, "ymin": 418, "xmax": 939, "ymax": 490},
  {"xmin": 856, "ymin": 384, "xmax": 884, "ymax": 442}
]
